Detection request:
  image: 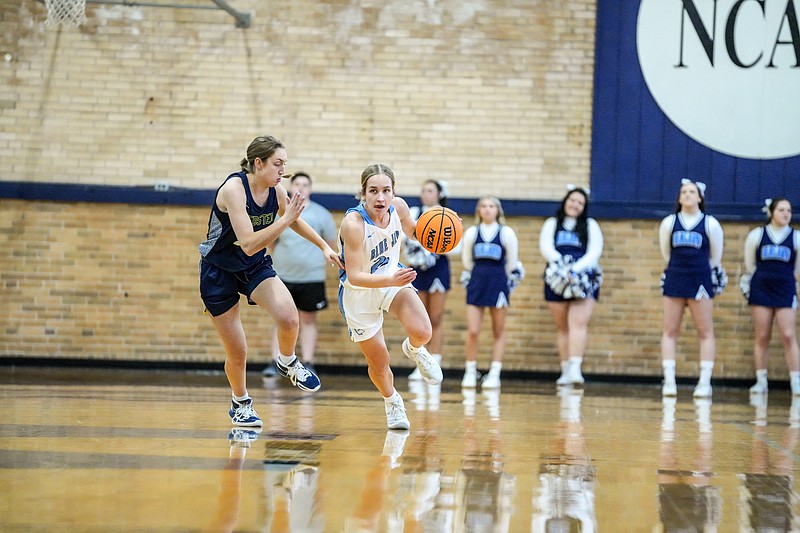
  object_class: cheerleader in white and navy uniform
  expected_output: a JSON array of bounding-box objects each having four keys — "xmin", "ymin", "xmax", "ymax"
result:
[
  {"xmin": 460, "ymin": 196, "xmax": 522, "ymax": 390},
  {"xmin": 404, "ymin": 179, "xmax": 460, "ymax": 384},
  {"xmin": 539, "ymin": 186, "xmax": 604, "ymax": 387},
  {"xmin": 659, "ymin": 179, "xmax": 725, "ymax": 399},
  {"xmin": 742, "ymin": 197, "xmax": 800, "ymax": 395}
]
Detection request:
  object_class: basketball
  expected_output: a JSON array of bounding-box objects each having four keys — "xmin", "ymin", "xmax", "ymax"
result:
[{"xmin": 415, "ymin": 207, "xmax": 463, "ymax": 254}]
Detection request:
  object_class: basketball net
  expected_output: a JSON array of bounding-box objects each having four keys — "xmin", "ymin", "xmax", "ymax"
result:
[{"xmin": 45, "ymin": 0, "xmax": 86, "ymax": 28}]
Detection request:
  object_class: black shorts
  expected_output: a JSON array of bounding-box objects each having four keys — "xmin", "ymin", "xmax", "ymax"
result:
[
  {"xmin": 199, "ymin": 258, "xmax": 277, "ymax": 317},
  {"xmin": 283, "ymin": 281, "xmax": 328, "ymax": 313}
]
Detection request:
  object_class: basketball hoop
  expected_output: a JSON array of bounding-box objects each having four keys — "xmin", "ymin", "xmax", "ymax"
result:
[{"xmin": 45, "ymin": 0, "xmax": 86, "ymax": 28}]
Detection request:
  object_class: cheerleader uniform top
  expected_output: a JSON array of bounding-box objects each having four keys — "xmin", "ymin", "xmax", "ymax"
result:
[
  {"xmin": 199, "ymin": 171, "xmax": 278, "ymax": 272},
  {"xmin": 745, "ymin": 225, "xmax": 799, "ymax": 308},
  {"xmin": 538, "ymin": 217, "xmax": 603, "ymax": 271},
  {"xmin": 659, "ymin": 212, "xmax": 723, "ymax": 299},
  {"xmin": 462, "ymin": 222, "xmax": 518, "ymax": 308}
]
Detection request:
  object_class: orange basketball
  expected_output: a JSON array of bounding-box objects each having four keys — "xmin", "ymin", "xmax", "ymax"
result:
[{"xmin": 415, "ymin": 207, "xmax": 463, "ymax": 254}]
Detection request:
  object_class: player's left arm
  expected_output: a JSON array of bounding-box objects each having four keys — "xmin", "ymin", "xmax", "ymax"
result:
[{"xmin": 707, "ymin": 216, "xmax": 724, "ymax": 267}]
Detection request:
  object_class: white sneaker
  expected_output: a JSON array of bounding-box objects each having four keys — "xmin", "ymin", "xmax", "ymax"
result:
[
  {"xmin": 481, "ymin": 372, "xmax": 501, "ymax": 389},
  {"xmin": 385, "ymin": 396, "xmax": 410, "ymax": 430},
  {"xmin": 749, "ymin": 381, "xmax": 768, "ymax": 395},
  {"xmin": 662, "ymin": 381, "xmax": 677, "ymax": 397},
  {"xmin": 461, "ymin": 368, "xmax": 479, "ymax": 388},
  {"xmin": 792, "ymin": 380, "xmax": 800, "ymax": 396},
  {"xmin": 693, "ymin": 382, "xmax": 712, "ymax": 398},
  {"xmin": 408, "ymin": 367, "xmax": 423, "ymax": 381},
  {"xmin": 568, "ymin": 362, "xmax": 585, "ymax": 385},
  {"xmin": 556, "ymin": 361, "xmax": 573, "ymax": 386},
  {"xmin": 402, "ymin": 340, "xmax": 443, "ymax": 385}
]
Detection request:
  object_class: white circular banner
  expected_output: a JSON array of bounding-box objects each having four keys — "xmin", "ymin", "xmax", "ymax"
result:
[{"xmin": 637, "ymin": 0, "xmax": 800, "ymax": 159}]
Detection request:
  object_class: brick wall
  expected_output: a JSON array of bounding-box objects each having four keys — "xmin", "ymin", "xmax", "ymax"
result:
[
  {"xmin": 1, "ymin": 199, "xmax": 783, "ymax": 380},
  {"xmin": 0, "ymin": 2, "xmax": 788, "ymax": 380},
  {"xmin": 1, "ymin": 0, "xmax": 595, "ymax": 198}
]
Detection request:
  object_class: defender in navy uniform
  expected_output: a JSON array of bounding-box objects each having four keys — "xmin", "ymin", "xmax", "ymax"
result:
[
  {"xmin": 539, "ymin": 186, "xmax": 603, "ymax": 387},
  {"xmin": 460, "ymin": 196, "xmax": 520, "ymax": 390},
  {"xmin": 199, "ymin": 135, "xmax": 342, "ymax": 428},
  {"xmin": 658, "ymin": 179, "xmax": 724, "ymax": 398},
  {"xmin": 743, "ymin": 197, "xmax": 800, "ymax": 395}
]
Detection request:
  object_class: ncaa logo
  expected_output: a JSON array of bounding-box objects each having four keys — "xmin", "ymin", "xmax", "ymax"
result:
[{"xmin": 637, "ymin": 0, "xmax": 800, "ymax": 159}]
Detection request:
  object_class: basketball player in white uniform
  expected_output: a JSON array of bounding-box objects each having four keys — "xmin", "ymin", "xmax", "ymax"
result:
[{"xmin": 338, "ymin": 164, "xmax": 443, "ymax": 430}]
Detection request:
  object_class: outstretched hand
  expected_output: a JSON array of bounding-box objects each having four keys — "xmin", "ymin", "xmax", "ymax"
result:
[
  {"xmin": 325, "ymin": 247, "xmax": 344, "ymax": 270},
  {"xmin": 283, "ymin": 193, "xmax": 306, "ymax": 224}
]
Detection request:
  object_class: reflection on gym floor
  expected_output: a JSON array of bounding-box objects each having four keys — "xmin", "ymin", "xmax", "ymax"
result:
[{"xmin": 1, "ymin": 367, "xmax": 799, "ymax": 531}]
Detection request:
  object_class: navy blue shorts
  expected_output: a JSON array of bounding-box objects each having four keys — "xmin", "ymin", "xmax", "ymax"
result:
[{"xmin": 199, "ymin": 257, "xmax": 277, "ymax": 316}]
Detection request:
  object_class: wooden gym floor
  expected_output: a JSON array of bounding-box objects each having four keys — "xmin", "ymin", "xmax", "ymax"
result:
[{"xmin": 1, "ymin": 366, "xmax": 798, "ymax": 532}]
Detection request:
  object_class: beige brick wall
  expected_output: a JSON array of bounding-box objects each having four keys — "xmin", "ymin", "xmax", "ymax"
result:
[
  {"xmin": 0, "ymin": 1, "xmax": 787, "ymax": 381},
  {"xmin": 1, "ymin": 0, "xmax": 595, "ymax": 197},
  {"xmin": 1, "ymin": 199, "xmax": 785, "ymax": 380}
]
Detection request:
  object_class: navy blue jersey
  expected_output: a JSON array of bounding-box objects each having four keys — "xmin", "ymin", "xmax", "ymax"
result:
[
  {"xmin": 554, "ymin": 223, "xmax": 586, "ymax": 261},
  {"xmin": 662, "ymin": 214, "xmax": 713, "ymax": 299},
  {"xmin": 749, "ymin": 227, "xmax": 798, "ymax": 308},
  {"xmin": 199, "ymin": 172, "xmax": 278, "ymax": 272},
  {"xmin": 467, "ymin": 226, "xmax": 509, "ymax": 307}
]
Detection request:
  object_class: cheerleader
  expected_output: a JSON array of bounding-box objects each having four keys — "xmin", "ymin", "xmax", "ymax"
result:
[
  {"xmin": 659, "ymin": 179, "xmax": 725, "ymax": 398},
  {"xmin": 460, "ymin": 196, "xmax": 523, "ymax": 389},
  {"xmin": 539, "ymin": 185, "xmax": 604, "ymax": 386},
  {"xmin": 742, "ymin": 198, "xmax": 800, "ymax": 395}
]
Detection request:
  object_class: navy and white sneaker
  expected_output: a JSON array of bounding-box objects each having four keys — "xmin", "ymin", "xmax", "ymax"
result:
[
  {"xmin": 229, "ymin": 398, "xmax": 263, "ymax": 427},
  {"xmin": 277, "ymin": 357, "xmax": 321, "ymax": 392}
]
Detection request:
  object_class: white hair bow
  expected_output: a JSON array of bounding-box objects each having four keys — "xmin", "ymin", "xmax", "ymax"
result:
[
  {"xmin": 436, "ymin": 180, "xmax": 449, "ymax": 199},
  {"xmin": 681, "ymin": 178, "xmax": 706, "ymax": 197},
  {"xmin": 566, "ymin": 183, "xmax": 591, "ymax": 195},
  {"xmin": 761, "ymin": 198, "xmax": 772, "ymax": 214}
]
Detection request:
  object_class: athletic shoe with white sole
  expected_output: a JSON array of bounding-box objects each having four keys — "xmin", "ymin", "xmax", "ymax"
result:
[
  {"xmin": 401, "ymin": 340, "xmax": 442, "ymax": 385},
  {"xmin": 277, "ymin": 357, "xmax": 321, "ymax": 392},
  {"xmin": 385, "ymin": 396, "xmax": 410, "ymax": 430},
  {"xmin": 229, "ymin": 398, "xmax": 263, "ymax": 427}
]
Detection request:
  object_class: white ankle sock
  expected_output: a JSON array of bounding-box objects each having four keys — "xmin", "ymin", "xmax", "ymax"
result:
[
  {"xmin": 755, "ymin": 369, "xmax": 768, "ymax": 384},
  {"xmin": 233, "ymin": 393, "xmax": 250, "ymax": 403},
  {"xmin": 278, "ymin": 353, "xmax": 295, "ymax": 366},
  {"xmin": 489, "ymin": 361, "xmax": 502, "ymax": 376},
  {"xmin": 699, "ymin": 360, "xmax": 714, "ymax": 385},
  {"xmin": 662, "ymin": 360, "xmax": 676, "ymax": 384},
  {"xmin": 384, "ymin": 390, "xmax": 401, "ymax": 403},
  {"xmin": 465, "ymin": 361, "xmax": 477, "ymax": 372},
  {"xmin": 404, "ymin": 338, "xmax": 421, "ymax": 354}
]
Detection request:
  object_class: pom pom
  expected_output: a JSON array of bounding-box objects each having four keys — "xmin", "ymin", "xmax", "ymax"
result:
[
  {"xmin": 508, "ymin": 261, "xmax": 525, "ymax": 292},
  {"xmin": 546, "ymin": 256, "xmax": 602, "ymax": 299},
  {"xmin": 711, "ymin": 265, "xmax": 727, "ymax": 295},
  {"xmin": 545, "ymin": 256, "xmax": 572, "ymax": 296},
  {"xmin": 404, "ymin": 239, "xmax": 437, "ymax": 270},
  {"xmin": 739, "ymin": 272, "xmax": 752, "ymax": 300},
  {"xmin": 460, "ymin": 270, "xmax": 472, "ymax": 288}
]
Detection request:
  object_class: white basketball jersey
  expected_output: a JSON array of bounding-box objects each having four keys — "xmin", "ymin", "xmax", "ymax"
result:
[{"xmin": 342, "ymin": 204, "xmax": 403, "ymax": 289}]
